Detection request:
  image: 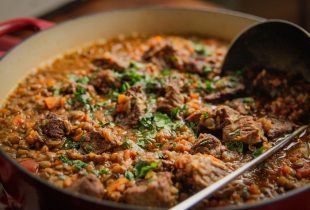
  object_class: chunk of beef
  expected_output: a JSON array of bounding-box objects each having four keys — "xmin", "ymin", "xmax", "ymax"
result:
[
  {"xmin": 90, "ymin": 70, "xmax": 121, "ymax": 94},
  {"xmin": 81, "ymin": 127, "xmax": 122, "ymax": 154},
  {"xmin": 115, "ymin": 86, "xmax": 147, "ymax": 126},
  {"xmin": 40, "ymin": 113, "xmax": 67, "ymax": 139},
  {"xmin": 204, "ymin": 76, "xmax": 245, "ymax": 101},
  {"xmin": 157, "ymin": 83, "xmax": 185, "ymax": 115},
  {"xmin": 175, "ymin": 154, "xmax": 230, "ymax": 192},
  {"xmin": 252, "ymin": 69, "xmax": 286, "ymax": 98},
  {"xmin": 223, "ymin": 116, "xmax": 266, "ymax": 144},
  {"xmin": 191, "ymin": 133, "xmax": 226, "ymax": 158},
  {"xmin": 122, "ymin": 172, "xmax": 178, "ymax": 207},
  {"xmin": 143, "ymin": 44, "xmax": 207, "ymax": 75},
  {"xmin": 225, "ymin": 98, "xmax": 256, "ymax": 115},
  {"xmin": 199, "ymin": 105, "xmax": 240, "ymax": 130},
  {"xmin": 259, "ymin": 117, "xmax": 295, "ymax": 139},
  {"xmin": 68, "ymin": 174, "xmax": 105, "ymax": 198},
  {"xmin": 91, "ymin": 55, "xmax": 126, "ymax": 72}
]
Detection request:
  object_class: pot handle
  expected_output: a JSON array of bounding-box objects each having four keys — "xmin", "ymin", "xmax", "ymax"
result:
[{"xmin": 0, "ymin": 18, "xmax": 54, "ymax": 56}]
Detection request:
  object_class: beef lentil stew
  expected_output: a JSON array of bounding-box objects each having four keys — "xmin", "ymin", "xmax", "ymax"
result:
[{"xmin": 0, "ymin": 35, "xmax": 309, "ymax": 209}]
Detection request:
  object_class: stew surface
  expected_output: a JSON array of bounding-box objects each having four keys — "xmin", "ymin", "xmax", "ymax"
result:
[{"xmin": 0, "ymin": 35, "xmax": 309, "ymax": 208}]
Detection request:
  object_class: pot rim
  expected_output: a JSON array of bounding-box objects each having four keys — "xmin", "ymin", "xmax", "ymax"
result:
[{"xmin": 1, "ymin": 6, "xmax": 308, "ymax": 210}]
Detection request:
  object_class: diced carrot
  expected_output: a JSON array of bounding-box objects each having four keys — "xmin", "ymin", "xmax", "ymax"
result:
[
  {"xmin": 296, "ymin": 163, "xmax": 310, "ymax": 178},
  {"xmin": 25, "ymin": 121, "xmax": 35, "ymax": 129},
  {"xmin": 107, "ymin": 177, "xmax": 128, "ymax": 194},
  {"xmin": 190, "ymin": 93, "xmax": 199, "ymax": 99},
  {"xmin": 0, "ymin": 108, "xmax": 8, "ymax": 114},
  {"xmin": 63, "ymin": 177, "xmax": 73, "ymax": 188},
  {"xmin": 248, "ymin": 184, "xmax": 261, "ymax": 194},
  {"xmin": 152, "ymin": 35, "xmax": 162, "ymax": 43},
  {"xmin": 60, "ymin": 97, "xmax": 66, "ymax": 107},
  {"xmin": 123, "ymin": 150, "xmax": 131, "ymax": 160},
  {"xmin": 281, "ymin": 165, "xmax": 291, "ymax": 175},
  {"xmin": 54, "ymin": 159, "xmax": 63, "ymax": 166},
  {"xmin": 19, "ymin": 159, "xmax": 39, "ymax": 173},
  {"xmin": 189, "ymin": 102, "xmax": 200, "ymax": 110},
  {"xmin": 44, "ymin": 97, "xmax": 60, "ymax": 109},
  {"xmin": 46, "ymin": 79, "xmax": 55, "ymax": 87},
  {"xmin": 12, "ymin": 114, "xmax": 24, "ymax": 126},
  {"xmin": 117, "ymin": 94, "xmax": 127, "ymax": 104},
  {"xmin": 73, "ymin": 132, "xmax": 84, "ymax": 142}
]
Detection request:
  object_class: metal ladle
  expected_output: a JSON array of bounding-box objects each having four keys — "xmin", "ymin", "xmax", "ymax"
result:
[
  {"xmin": 222, "ymin": 20, "xmax": 310, "ymax": 82},
  {"xmin": 170, "ymin": 20, "xmax": 310, "ymax": 210}
]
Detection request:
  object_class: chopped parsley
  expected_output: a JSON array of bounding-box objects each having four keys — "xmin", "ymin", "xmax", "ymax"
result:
[
  {"xmin": 120, "ymin": 82, "xmax": 130, "ymax": 92},
  {"xmin": 124, "ymin": 170, "xmax": 134, "ymax": 180},
  {"xmin": 62, "ymin": 139, "xmax": 80, "ymax": 150},
  {"xmin": 160, "ymin": 69, "xmax": 172, "ymax": 76},
  {"xmin": 205, "ymin": 80, "xmax": 215, "ymax": 92},
  {"xmin": 59, "ymin": 155, "xmax": 88, "ymax": 170},
  {"xmin": 128, "ymin": 61, "xmax": 144, "ymax": 70},
  {"xmin": 225, "ymin": 141, "xmax": 244, "ymax": 153},
  {"xmin": 170, "ymin": 105, "xmax": 187, "ymax": 119},
  {"xmin": 229, "ymin": 128, "xmax": 241, "ymax": 136},
  {"xmin": 252, "ymin": 146, "xmax": 264, "ymax": 157},
  {"xmin": 134, "ymin": 160, "xmax": 159, "ymax": 178},
  {"xmin": 51, "ymin": 86, "xmax": 60, "ymax": 96},
  {"xmin": 192, "ymin": 42, "xmax": 212, "ymax": 56},
  {"xmin": 203, "ymin": 65, "xmax": 212, "ymax": 74},
  {"xmin": 98, "ymin": 121, "xmax": 115, "ymax": 128},
  {"xmin": 243, "ymin": 97, "xmax": 254, "ymax": 103},
  {"xmin": 121, "ymin": 140, "xmax": 131, "ymax": 149},
  {"xmin": 203, "ymin": 112, "xmax": 209, "ymax": 119},
  {"xmin": 99, "ymin": 167, "xmax": 109, "ymax": 175}
]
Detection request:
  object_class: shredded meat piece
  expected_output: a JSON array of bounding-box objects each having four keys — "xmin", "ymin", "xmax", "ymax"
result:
[
  {"xmin": 205, "ymin": 76, "xmax": 245, "ymax": 101},
  {"xmin": 225, "ymin": 98, "xmax": 256, "ymax": 115},
  {"xmin": 199, "ymin": 105, "xmax": 240, "ymax": 130},
  {"xmin": 175, "ymin": 154, "xmax": 231, "ymax": 192},
  {"xmin": 191, "ymin": 133, "xmax": 226, "ymax": 158},
  {"xmin": 81, "ymin": 127, "xmax": 122, "ymax": 154},
  {"xmin": 143, "ymin": 44, "xmax": 206, "ymax": 74},
  {"xmin": 40, "ymin": 113, "xmax": 67, "ymax": 139},
  {"xmin": 122, "ymin": 172, "xmax": 178, "ymax": 207},
  {"xmin": 115, "ymin": 86, "xmax": 147, "ymax": 126},
  {"xmin": 68, "ymin": 174, "xmax": 105, "ymax": 198},
  {"xmin": 223, "ymin": 116, "xmax": 266, "ymax": 144},
  {"xmin": 259, "ymin": 117, "xmax": 295, "ymax": 139},
  {"xmin": 296, "ymin": 163, "xmax": 310, "ymax": 178},
  {"xmin": 90, "ymin": 70, "xmax": 121, "ymax": 94},
  {"xmin": 157, "ymin": 83, "xmax": 185, "ymax": 115},
  {"xmin": 252, "ymin": 69, "xmax": 287, "ymax": 98},
  {"xmin": 91, "ymin": 55, "xmax": 126, "ymax": 71}
]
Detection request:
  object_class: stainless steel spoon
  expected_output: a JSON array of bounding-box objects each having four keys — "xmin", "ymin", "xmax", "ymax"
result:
[
  {"xmin": 170, "ymin": 20, "xmax": 310, "ymax": 210},
  {"xmin": 222, "ymin": 20, "xmax": 310, "ymax": 82},
  {"xmin": 170, "ymin": 125, "xmax": 307, "ymax": 210}
]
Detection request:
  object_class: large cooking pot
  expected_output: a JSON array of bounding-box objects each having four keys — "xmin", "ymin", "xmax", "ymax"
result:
[{"xmin": 0, "ymin": 7, "xmax": 309, "ymax": 210}]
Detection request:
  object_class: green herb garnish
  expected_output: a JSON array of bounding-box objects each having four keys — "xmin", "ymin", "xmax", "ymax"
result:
[
  {"xmin": 229, "ymin": 128, "xmax": 241, "ymax": 136},
  {"xmin": 252, "ymin": 146, "xmax": 264, "ymax": 157},
  {"xmin": 99, "ymin": 167, "xmax": 109, "ymax": 175},
  {"xmin": 120, "ymin": 82, "xmax": 130, "ymax": 92},
  {"xmin": 63, "ymin": 139, "xmax": 80, "ymax": 149},
  {"xmin": 121, "ymin": 141, "xmax": 131, "ymax": 149},
  {"xmin": 205, "ymin": 80, "xmax": 214, "ymax": 92},
  {"xmin": 192, "ymin": 42, "xmax": 212, "ymax": 56},
  {"xmin": 125, "ymin": 170, "xmax": 134, "ymax": 180},
  {"xmin": 203, "ymin": 65, "xmax": 212, "ymax": 74},
  {"xmin": 134, "ymin": 160, "xmax": 159, "ymax": 178},
  {"xmin": 225, "ymin": 141, "xmax": 244, "ymax": 153},
  {"xmin": 59, "ymin": 155, "xmax": 88, "ymax": 170}
]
